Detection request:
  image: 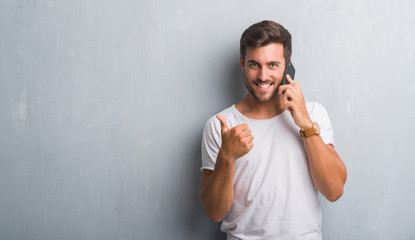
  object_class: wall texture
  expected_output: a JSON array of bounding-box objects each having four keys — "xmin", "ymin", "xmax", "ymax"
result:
[{"xmin": 1, "ymin": 0, "xmax": 414, "ymax": 239}]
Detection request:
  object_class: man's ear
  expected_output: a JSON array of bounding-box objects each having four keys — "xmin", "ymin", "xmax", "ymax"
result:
[{"xmin": 239, "ymin": 56, "xmax": 244, "ymax": 72}]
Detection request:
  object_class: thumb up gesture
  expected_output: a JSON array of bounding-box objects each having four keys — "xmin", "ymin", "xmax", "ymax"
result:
[{"xmin": 216, "ymin": 114, "xmax": 254, "ymax": 161}]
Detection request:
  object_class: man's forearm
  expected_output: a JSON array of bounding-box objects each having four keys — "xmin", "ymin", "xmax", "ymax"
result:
[
  {"xmin": 201, "ymin": 152, "xmax": 235, "ymax": 222},
  {"xmin": 304, "ymin": 135, "xmax": 347, "ymax": 202}
]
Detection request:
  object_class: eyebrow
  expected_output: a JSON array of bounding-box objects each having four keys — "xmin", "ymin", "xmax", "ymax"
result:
[
  {"xmin": 247, "ymin": 60, "xmax": 258, "ymax": 64},
  {"xmin": 246, "ymin": 60, "xmax": 282, "ymax": 65}
]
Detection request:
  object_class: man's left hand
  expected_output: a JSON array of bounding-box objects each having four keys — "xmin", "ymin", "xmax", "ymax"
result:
[{"xmin": 278, "ymin": 74, "xmax": 313, "ymax": 130}]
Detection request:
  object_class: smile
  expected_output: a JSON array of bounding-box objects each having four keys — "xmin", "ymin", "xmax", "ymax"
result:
[
  {"xmin": 258, "ymin": 83, "xmax": 271, "ymax": 88},
  {"xmin": 255, "ymin": 82, "xmax": 273, "ymax": 90}
]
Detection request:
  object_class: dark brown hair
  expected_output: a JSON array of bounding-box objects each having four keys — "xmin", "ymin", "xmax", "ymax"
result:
[{"xmin": 240, "ymin": 20, "xmax": 292, "ymax": 62}]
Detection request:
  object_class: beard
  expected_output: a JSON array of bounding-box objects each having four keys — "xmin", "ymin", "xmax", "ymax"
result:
[{"xmin": 243, "ymin": 73, "xmax": 280, "ymax": 102}]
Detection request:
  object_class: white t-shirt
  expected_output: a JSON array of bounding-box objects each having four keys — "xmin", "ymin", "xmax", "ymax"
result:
[{"xmin": 201, "ymin": 102, "xmax": 335, "ymax": 240}]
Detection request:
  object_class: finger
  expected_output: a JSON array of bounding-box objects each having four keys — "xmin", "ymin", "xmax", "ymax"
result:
[
  {"xmin": 243, "ymin": 137, "xmax": 254, "ymax": 152},
  {"xmin": 247, "ymin": 142, "xmax": 254, "ymax": 150},
  {"xmin": 279, "ymin": 81, "xmax": 297, "ymax": 95},
  {"xmin": 286, "ymin": 77, "xmax": 297, "ymax": 92},
  {"xmin": 286, "ymin": 74, "xmax": 296, "ymax": 85},
  {"xmin": 278, "ymin": 83, "xmax": 293, "ymax": 96},
  {"xmin": 286, "ymin": 75, "xmax": 301, "ymax": 92},
  {"xmin": 278, "ymin": 84, "xmax": 288, "ymax": 95},
  {"xmin": 283, "ymin": 97, "xmax": 295, "ymax": 109},
  {"xmin": 239, "ymin": 123, "xmax": 249, "ymax": 130},
  {"xmin": 234, "ymin": 123, "xmax": 249, "ymax": 133},
  {"xmin": 282, "ymin": 87, "xmax": 296, "ymax": 102},
  {"xmin": 283, "ymin": 91, "xmax": 298, "ymax": 108},
  {"xmin": 241, "ymin": 135, "xmax": 253, "ymax": 146},
  {"xmin": 284, "ymin": 88, "xmax": 295, "ymax": 98},
  {"xmin": 244, "ymin": 135, "xmax": 254, "ymax": 144},
  {"xmin": 216, "ymin": 114, "xmax": 229, "ymax": 134},
  {"xmin": 286, "ymin": 74, "xmax": 294, "ymax": 82},
  {"xmin": 281, "ymin": 92, "xmax": 294, "ymax": 108},
  {"xmin": 240, "ymin": 128, "xmax": 252, "ymax": 138}
]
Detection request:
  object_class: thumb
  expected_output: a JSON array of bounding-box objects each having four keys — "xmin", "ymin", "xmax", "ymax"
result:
[{"xmin": 216, "ymin": 114, "xmax": 229, "ymax": 134}]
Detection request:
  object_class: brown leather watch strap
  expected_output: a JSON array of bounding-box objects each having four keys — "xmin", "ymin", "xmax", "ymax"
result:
[{"xmin": 299, "ymin": 122, "xmax": 320, "ymax": 138}]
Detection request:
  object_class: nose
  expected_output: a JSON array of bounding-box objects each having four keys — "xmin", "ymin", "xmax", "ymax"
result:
[{"xmin": 258, "ymin": 66, "xmax": 269, "ymax": 81}]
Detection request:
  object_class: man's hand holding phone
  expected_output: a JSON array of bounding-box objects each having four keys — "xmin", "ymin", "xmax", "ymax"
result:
[{"xmin": 278, "ymin": 75, "xmax": 313, "ymax": 130}]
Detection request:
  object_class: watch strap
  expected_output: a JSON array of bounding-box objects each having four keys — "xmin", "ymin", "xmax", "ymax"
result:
[{"xmin": 299, "ymin": 122, "xmax": 320, "ymax": 138}]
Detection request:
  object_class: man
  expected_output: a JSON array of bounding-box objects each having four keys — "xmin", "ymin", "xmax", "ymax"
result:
[{"xmin": 200, "ymin": 20, "xmax": 347, "ymax": 239}]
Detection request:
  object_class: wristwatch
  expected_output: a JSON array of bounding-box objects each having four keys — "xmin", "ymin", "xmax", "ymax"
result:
[{"xmin": 299, "ymin": 122, "xmax": 320, "ymax": 138}]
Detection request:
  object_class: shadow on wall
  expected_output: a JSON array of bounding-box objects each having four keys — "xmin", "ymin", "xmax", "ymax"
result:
[
  {"xmin": 223, "ymin": 52, "xmax": 247, "ymax": 107},
  {"xmin": 184, "ymin": 130, "xmax": 226, "ymax": 239},
  {"xmin": 184, "ymin": 52, "xmax": 245, "ymax": 240}
]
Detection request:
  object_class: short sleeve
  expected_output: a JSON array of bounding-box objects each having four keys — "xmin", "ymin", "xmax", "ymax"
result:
[
  {"xmin": 201, "ymin": 116, "xmax": 222, "ymax": 171},
  {"xmin": 307, "ymin": 102, "xmax": 335, "ymax": 147}
]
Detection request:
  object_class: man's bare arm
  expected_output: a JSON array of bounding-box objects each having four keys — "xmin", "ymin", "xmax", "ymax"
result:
[
  {"xmin": 279, "ymin": 75, "xmax": 347, "ymax": 202},
  {"xmin": 200, "ymin": 115, "xmax": 253, "ymax": 222},
  {"xmin": 200, "ymin": 155, "xmax": 235, "ymax": 222},
  {"xmin": 304, "ymin": 139, "xmax": 347, "ymax": 202}
]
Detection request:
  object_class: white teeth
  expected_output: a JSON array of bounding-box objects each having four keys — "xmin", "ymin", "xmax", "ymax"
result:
[{"xmin": 259, "ymin": 84, "xmax": 270, "ymax": 88}]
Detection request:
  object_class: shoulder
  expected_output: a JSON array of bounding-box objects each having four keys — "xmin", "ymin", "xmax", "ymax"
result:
[
  {"xmin": 306, "ymin": 101, "xmax": 327, "ymax": 113},
  {"xmin": 306, "ymin": 101, "xmax": 330, "ymax": 119},
  {"xmin": 306, "ymin": 101, "xmax": 335, "ymax": 145}
]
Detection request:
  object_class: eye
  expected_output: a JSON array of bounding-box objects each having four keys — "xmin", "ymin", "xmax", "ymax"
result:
[
  {"xmin": 269, "ymin": 63, "xmax": 278, "ymax": 68},
  {"xmin": 249, "ymin": 62, "xmax": 259, "ymax": 68}
]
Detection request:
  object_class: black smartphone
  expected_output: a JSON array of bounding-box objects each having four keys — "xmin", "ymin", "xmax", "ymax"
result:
[{"xmin": 282, "ymin": 60, "xmax": 296, "ymax": 85}]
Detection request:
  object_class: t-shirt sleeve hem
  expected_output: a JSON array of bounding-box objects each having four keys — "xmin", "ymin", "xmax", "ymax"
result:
[{"xmin": 200, "ymin": 166, "xmax": 215, "ymax": 172}]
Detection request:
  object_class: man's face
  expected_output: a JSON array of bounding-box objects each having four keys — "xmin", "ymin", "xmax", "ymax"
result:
[{"xmin": 240, "ymin": 43, "xmax": 286, "ymax": 102}]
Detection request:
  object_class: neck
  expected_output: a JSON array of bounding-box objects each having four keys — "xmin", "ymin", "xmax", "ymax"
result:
[{"xmin": 235, "ymin": 93, "xmax": 286, "ymax": 120}]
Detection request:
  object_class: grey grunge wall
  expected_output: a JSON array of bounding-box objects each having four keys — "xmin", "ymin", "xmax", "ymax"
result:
[{"xmin": 1, "ymin": 0, "xmax": 414, "ymax": 239}]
